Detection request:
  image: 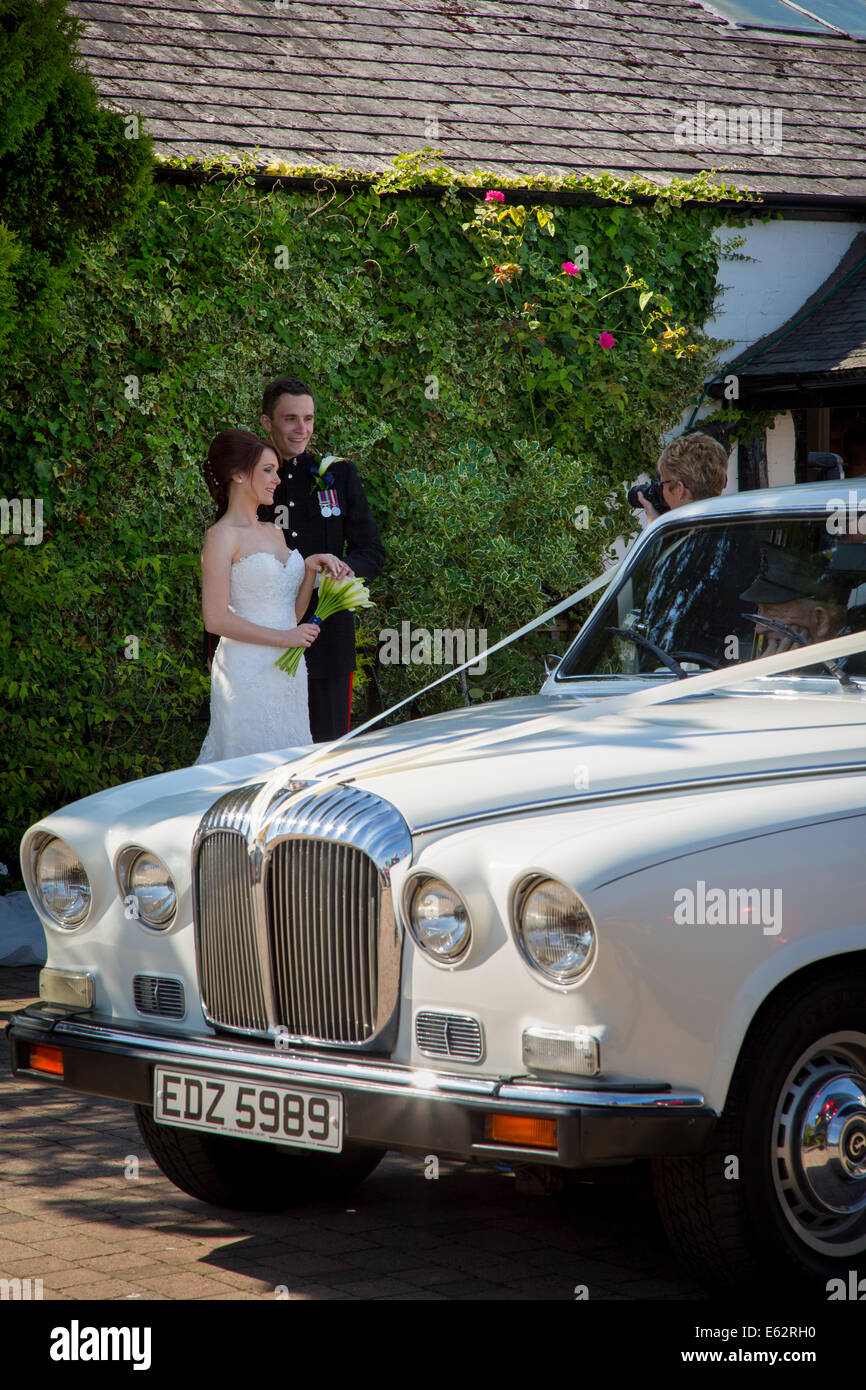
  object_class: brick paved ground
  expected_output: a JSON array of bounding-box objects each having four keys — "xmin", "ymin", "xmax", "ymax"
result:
[{"xmin": 0, "ymin": 966, "xmax": 705, "ymax": 1301}]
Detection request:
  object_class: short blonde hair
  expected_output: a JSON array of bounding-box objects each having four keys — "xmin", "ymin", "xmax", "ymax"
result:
[{"xmin": 658, "ymin": 433, "xmax": 729, "ymax": 500}]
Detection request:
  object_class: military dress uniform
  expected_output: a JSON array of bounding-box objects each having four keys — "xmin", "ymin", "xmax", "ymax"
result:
[{"xmin": 204, "ymin": 451, "xmax": 385, "ymax": 742}]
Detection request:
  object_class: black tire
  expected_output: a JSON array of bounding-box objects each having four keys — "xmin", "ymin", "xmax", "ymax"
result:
[
  {"xmin": 653, "ymin": 972, "xmax": 866, "ymax": 1293},
  {"xmin": 135, "ymin": 1104, "xmax": 385, "ymax": 1210}
]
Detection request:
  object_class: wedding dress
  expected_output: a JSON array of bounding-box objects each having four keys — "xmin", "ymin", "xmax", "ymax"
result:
[{"xmin": 195, "ymin": 550, "xmax": 312, "ymax": 763}]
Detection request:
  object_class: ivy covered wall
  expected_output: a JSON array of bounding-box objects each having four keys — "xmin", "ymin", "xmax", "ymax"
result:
[{"xmin": 0, "ymin": 152, "xmax": 749, "ymax": 882}]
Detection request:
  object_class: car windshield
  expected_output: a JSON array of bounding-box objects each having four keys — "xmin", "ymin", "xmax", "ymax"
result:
[{"xmin": 559, "ymin": 515, "xmax": 866, "ymax": 683}]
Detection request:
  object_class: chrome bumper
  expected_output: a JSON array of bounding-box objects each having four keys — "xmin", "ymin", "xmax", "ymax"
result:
[{"xmin": 8, "ymin": 1008, "xmax": 717, "ymax": 1166}]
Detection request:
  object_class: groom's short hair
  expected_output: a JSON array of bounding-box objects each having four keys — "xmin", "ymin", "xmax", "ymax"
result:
[{"xmin": 262, "ymin": 376, "xmax": 314, "ymax": 417}]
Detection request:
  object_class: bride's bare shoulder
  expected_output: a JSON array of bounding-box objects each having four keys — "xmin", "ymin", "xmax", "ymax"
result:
[{"xmin": 201, "ymin": 520, "xmax": 238, "ymax": 562}]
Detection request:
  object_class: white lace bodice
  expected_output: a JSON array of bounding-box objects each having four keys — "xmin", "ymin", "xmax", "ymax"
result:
[
  {"xmin": 195, "ymin": 549, "xmax": 313, "ymax": 763},
  {"xmin": 228, "ymin": 549, "xmax": 306, "ymax": 626}
]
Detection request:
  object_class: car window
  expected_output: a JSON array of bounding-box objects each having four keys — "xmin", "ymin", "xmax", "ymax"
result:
[{"xmin": 559, "ymin": 517, "xmax": 866, "ymax": 681}]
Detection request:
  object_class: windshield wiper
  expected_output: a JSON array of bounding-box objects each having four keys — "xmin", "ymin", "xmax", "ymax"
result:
[
  {"xmin": 606, "ymin": 628, "xmax": 688, "ymax": 680},
  {"xmin": 740, "ymin": 613, "xmax": 854, "ymax": 690}
]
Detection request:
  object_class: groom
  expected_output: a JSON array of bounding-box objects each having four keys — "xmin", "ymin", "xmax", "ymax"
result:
[{"xmin": 259, "ymin": 375, "xmax": 385, "ymax": 742}]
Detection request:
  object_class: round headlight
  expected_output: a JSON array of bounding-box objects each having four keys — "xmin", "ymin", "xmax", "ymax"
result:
[
  {"xmin": 34, "ymin": 837, "xmax": 91, "ymax": 928},
  {"xmin": 407, "ymin": 876, "xmax": 471, "ymax": 961},
  {"xmin": 514, "ymin": 877, "xmax": 596, "ymax": 984},
  {"xmin": 123, "ymin": 850, "xmax": 177, "ymax": 928}
]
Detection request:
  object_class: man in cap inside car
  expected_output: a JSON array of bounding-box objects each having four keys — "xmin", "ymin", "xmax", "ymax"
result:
[{"xmin": 740, "ymin": 548, "xmax": 849, "ymax": 656}]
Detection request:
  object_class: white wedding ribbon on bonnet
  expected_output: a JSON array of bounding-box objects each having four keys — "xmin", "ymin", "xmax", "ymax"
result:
[{"xmin": 248, "ymin": 567, "xmax": 866, "ymax": 820}]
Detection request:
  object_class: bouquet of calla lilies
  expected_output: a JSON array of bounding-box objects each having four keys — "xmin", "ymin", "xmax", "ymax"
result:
[{"xmin": 275, "ymin": 575, "xmax": 374, "ymax": 676}]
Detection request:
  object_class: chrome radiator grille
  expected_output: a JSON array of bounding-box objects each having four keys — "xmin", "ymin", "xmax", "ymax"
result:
[
  {"xmin": 194, "ymin": 782, "xmax": 411, "ymax": 1049},
  {"xmin": 197, "ymin": 829, "xmax": 269, "ymax": 1033},
  {"xmin": 267, "ymin": 840, "xmax": 380, "ymax": 1042}
]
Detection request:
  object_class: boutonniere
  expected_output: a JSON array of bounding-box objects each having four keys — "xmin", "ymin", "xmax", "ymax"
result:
[{"xmin": 308, "ymin": 452, "xmax": 347, "ymax": 494}]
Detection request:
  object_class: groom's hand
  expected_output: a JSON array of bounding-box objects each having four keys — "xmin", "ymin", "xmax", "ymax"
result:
[{"xmin": 306, "ymin": 553, "xmax": 354, "ymax": 579}]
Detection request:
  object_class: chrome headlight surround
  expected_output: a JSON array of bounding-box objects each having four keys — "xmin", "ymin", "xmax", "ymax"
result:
[
  {"xmin": 403, "ymin": 872, "xmax": 472, "ymax": 965},
  {"xmin": 116, "ymin": 846, "xmax": 177, "ymax": 930},
  {"xmin": 510, "ymin": 874, "xmax": 597, "ymax": 987},
  {"xmin": 29, "ymin": 833, "xmax": 91, "ymax": 930}
]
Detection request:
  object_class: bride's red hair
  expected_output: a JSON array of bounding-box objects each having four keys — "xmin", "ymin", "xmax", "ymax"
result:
[{"xmin": 204, "ymin": 429, "xmax": 271, "ymax": 520}]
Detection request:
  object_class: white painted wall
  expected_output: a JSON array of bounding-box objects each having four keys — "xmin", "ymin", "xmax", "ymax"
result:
[
  {"xmin": 766, "ymin": 411, "xmax": 796, "ymax": 488},
  {"xmin": 706, "ymin": 218, "xmax": 862, "ymax": 363},
  {"xmin": 663, "ymin": 218, "xmax": 862, "ymax": 488}
]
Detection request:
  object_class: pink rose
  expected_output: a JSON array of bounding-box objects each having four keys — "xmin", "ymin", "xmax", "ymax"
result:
[
  {"xmin": 485, "ymin": 189, "xmax": 505, "ymax": 202},
  {"xmin": 561, "ymin": 261, "xmax": 579, "ymax": 276},
  {"xmin": 599, "ymin": 332, "xmax": 615, "ymax": 350}
]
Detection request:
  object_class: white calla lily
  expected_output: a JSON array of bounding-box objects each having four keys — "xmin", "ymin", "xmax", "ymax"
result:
[{"xmin": 276, "ymin": 575, "xmax": 374, "ymax": 675}]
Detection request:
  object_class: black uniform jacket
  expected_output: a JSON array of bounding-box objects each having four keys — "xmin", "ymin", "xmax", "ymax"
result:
[{"xmin": 259, "ymin": 451, "xmax": 385, "ymax": 679}]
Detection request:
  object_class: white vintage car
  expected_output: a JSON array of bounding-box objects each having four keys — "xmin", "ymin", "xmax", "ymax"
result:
[{"xmin": 10, "ymin": 480, "xmax": 866, "ymax": 1294}]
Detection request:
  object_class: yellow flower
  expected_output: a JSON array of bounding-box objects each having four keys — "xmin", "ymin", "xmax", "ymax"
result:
[{"xmin": 492, "ymin": 262, "xmax": 522, "ymax": 285}]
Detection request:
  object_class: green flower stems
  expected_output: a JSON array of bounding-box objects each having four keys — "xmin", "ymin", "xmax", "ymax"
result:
[{"xmin": 275, "ymin": 576, "xmax": 374, "ymax": 676}]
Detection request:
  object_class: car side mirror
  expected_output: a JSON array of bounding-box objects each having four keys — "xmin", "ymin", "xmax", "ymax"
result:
[{"xmin": 543, "ymin": 653, "xmax": 560, "ymax": 677}]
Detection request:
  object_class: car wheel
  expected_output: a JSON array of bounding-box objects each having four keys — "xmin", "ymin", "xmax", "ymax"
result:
[
  {"xmin": 652, "ymin": 973, "xmax": 866, "ymax": 1292},
  {"xmin": 135, "ymin": 1104, "xmax": 385, "ymax": 1210}
]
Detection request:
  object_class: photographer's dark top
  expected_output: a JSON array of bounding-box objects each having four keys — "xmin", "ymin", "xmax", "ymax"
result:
[{"xmin": 259, "ymin": 451, "xmax": 385, "ymax": 679}]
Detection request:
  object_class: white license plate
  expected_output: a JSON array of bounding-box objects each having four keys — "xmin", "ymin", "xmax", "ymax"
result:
[{"xmin": 153, "ymin": 1067, "xmax": 343, "ymax": 1152}]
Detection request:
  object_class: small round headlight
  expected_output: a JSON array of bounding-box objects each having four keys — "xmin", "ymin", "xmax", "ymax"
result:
[
  {"xmin": 35, "ymin": 837, "xmax": 91, "ymax": 928},
  {"xmin": 407, "ymin": 876, "xmax": 471, "ymax": 961},
  {"xmin": 514, "ymin": 877, "xmax": 596, "ymax": 984},
  {"xmin": 123, "ymin": 850, "xmax": 177, "ymax": 928}
]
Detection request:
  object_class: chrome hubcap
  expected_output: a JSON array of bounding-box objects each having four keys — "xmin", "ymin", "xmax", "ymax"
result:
[
  {"xmin": 801, "ymin": 1074, "xmax": 866, "ymax": 1211},
  {"xmin": 773, "ymin": 1035, "xmax": 866, "ymax": 1254}
]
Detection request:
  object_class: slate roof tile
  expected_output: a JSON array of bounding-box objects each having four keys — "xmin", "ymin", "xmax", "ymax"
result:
[{"xmin": 69, "ymin": 0, "xmax": 866, "ymax": 197}]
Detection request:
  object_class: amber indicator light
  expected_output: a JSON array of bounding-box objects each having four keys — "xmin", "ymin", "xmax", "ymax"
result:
[
  {"xmin": 485, "ymin": 1114, "xmax": 557, "ymax": 1149},
  {"xmin": 28, "ymin": 1044, "xmax": 64, "ymax": 1077}
]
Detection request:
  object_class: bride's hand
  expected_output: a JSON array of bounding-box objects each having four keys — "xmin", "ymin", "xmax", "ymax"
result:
[
  {"xmin": 305, "ymin": 553, "xmax": 353, "ymax": 580},
  {"xmin": 285, "ymin": 623, "xmax": 321, "ymax": 648}
]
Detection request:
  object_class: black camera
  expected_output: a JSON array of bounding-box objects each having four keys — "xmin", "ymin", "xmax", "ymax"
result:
[{"xmin": 627, "ymin": 477, "xmax": 669, "ymax": 514}]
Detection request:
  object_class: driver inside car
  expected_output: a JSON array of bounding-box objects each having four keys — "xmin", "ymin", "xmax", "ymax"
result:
[
  {"xmin": 741, "ymin": 548, "xmax": 847, "ymax": 652},
  {"xmin": 739, "ymin": 547, "xmax": 859, "ymax": 676}
]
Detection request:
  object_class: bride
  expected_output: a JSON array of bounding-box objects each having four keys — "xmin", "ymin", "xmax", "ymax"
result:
[{"xmin": 195, "ymin": 428, "xmax": 349, "ymax": 763}]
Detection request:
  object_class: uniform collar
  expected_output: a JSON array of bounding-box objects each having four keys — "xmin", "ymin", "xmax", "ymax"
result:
[{"xmin": 279, "ymin": 449, "xmax": 314, "ymax": 468}]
